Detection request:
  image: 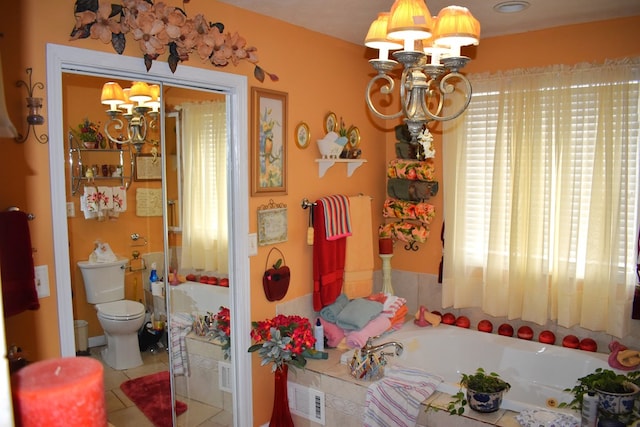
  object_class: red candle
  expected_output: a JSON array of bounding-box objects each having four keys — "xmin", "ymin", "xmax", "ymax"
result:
[
  {"xmin": 379, "ymin": 237, "xmax": 393, "ymax": 254},
  {"xmin": 11, "ymin": 357, "xmax": 107, "ymax": 427}
]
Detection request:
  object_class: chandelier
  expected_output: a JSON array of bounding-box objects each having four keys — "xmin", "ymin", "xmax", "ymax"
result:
[
  {"xmin": 100, "ymin": 81, "xmax": 160, "ymax": 153},
  {"xmin": 364, "ymin": 0, "xmax": 480, "ymax": 144}
]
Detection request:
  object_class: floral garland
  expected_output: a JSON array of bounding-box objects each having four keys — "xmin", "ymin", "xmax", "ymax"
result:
[
  {"xmin": 70, "ymin": 0, "xmax": 278, "ymax": 82},
  {"xmin": 248, "ymin": 314, "xmax": 315, "ymax": 372}
]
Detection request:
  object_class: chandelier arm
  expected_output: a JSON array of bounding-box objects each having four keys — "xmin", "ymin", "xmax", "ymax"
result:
[
  {"xmin": 424, "ymin": 72, "xmax": 473, "ymax": 122},
  {"xmin": 365, "ymin": 74, "xmax": 404, "ymax": 120},
  {"xmin": 104, "ymin": 116, "xmax": 131, "ymax": 144}
]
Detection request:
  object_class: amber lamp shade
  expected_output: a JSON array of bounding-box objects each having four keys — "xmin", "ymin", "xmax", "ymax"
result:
[
  {"xmin": 387, "ymin": 0, "xmax": 434, "ymax": 49},
  {"xmin": 128, "ymin": 81, "xmax": 152, "ymax": 104},
  {"xmin": 433, "ymin": 5, "xmax": 480, "ymax": 53},
  {"xmin": 100, "ymin": 82, "xmax": 124, "ymax": 111}
]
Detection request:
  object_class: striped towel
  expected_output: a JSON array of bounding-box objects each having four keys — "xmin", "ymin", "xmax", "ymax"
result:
[
  {"xmin": 363, "ymin": 366, "xmax": 443, "ymax": 427},
  {"xmin": 170, "ymin": 313, "xmax": 194, "ymax": 376},
  {"xmin": 319, "ymin": 195, "xmax": 352, "ymax": 240}
]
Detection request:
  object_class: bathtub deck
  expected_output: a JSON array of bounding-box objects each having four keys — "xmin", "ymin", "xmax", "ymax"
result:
[{"xmin": 292, "ymin": 347, "xmax": 523, "ymax": 427}]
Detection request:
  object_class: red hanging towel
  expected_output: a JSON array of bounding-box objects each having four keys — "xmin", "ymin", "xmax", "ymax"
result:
[
  {"xmin": 312, "ymin": 198, "xmax": 348, "ymax": 311},
  {"xmin": 0, "ymin": 211, "xmax": 39, "ymax": 317}
]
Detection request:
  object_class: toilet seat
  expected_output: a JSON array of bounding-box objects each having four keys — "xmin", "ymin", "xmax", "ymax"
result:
[{"xmin": 96, "ymin": 300, "xmax": 145, "ymax": 321}]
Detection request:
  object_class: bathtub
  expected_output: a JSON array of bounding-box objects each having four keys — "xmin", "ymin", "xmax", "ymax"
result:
[
  {"xmin": 170, "ymin": 281, "xmax": 229, "ymax": 315},
  {"xmin": 364, "ymin": 322, "xmax": 612, "ymax": 413}
]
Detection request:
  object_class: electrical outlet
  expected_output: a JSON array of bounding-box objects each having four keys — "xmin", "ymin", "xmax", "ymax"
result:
[
  {"xmin": 34, "ymin": 265, "xmax": 50, "ymax": 298},
  {"xmin": 248, "ymin": 233, "xmax": 258, "ymax": 256},
  {"xmin": 66, "ymin": 202, "xmax": 75, "ymax": 217}
]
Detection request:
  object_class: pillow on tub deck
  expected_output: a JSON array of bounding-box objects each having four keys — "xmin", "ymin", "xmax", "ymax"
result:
[{"xmin": 336, "ymin": 298, "xmax": 383, "ymax": 331}]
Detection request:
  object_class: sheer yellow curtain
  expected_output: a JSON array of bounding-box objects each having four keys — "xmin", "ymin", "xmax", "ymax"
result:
[
  {"xmin": 443, "ymin": 59, "xmax": 640, "ymax": 337},
  {"xmin": 180, "ymin": 100, "xmax": 229, "ymax": 273}
]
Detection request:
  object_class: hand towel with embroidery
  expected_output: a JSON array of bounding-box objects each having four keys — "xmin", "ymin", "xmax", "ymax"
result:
[
  {"xmin": 112, "ymin": 186, "xmax": 127, "ymax": 212},
  {"xmin": 363, "ymin": 366, "xmax": 443, "ymax": 427}
]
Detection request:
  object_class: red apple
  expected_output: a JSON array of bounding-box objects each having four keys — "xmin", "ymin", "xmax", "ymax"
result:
[
  {"xmin": 199, "ymin": 275, "xmax": 209, "ymax": 284},
  {"xmin": 579, "ymin": 338, "xmax": 598, "ymax": 352},
  {"xmin": 562, "ymin": 335, "xmax": 580, "ymax": 349},
  {"xmin": 207, "ymin": 276, "xmax": 218, "ymax": 285},
  {"xmin": 477, "ymin": 320, "xmax": 493, "ymax": 333},
  {"xmin": 498, "ymin": 323, "xmax": 514, "ymax": 337},
  {"xmin": 455, "ymin": 316, "xmax": 470, "ymax": 328},
  {"xmin": 517, "ymin": 326, "xmax": 534, "ymax": 340},
  {"xmin": 186, "ymin": 274, "xmax": 197, "ymax": 282},
  {"xmin": 441, "ymin": 313, "xmax": 456, "ymax": 325},
  {"xmin": 219, "ymin": 278, "xmax": 229, "ymax": 287},
  {"xmin": 538, "ymin": 330, "xmax": 556, "ymax": 344}
]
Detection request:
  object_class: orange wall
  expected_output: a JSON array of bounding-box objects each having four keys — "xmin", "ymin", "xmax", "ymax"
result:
[{"xmin": 1, "ymin": 0, "xmax": 639, "ymax": 424}]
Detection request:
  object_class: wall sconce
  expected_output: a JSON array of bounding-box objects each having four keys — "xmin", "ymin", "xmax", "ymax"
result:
[{"xmin": 15, "ymin": 68, "xmax": 49, "ymax": 144}]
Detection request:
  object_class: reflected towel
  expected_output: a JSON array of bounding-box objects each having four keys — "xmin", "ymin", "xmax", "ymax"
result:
[
  {"xmin": 0, "ymin": 211, "xmax": 39, "ymax": 317},
  {"xmin": 343, "ymin": 195, "xmax": 374, "ymax": 299},
  {"xmin": 363, "ymin": 366, "xmax": 443, "ymax": 427},
  {"xmin": 345, "ymin": 315, "xmax": 391, "ymax": 348},
  {"xmin": 170, "ymin": 313, "xmax": 193, "ymax": 376},
  {"xmin": 112, "ymin": 186, "xmax": 127, "ymax": 212}
]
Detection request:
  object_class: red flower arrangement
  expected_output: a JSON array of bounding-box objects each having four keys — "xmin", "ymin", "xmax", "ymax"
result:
[
  {"xmin": 248, "ymin": 314, "xmax": 315, "ymax": 372},
  {"xmin": 208, "ymin": 306, "xmax": 231, "ymax": 360}
]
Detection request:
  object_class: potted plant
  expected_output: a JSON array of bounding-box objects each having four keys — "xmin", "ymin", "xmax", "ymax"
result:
[
  {"xmin": 446, "ymin": 368, "xmax": 511, "ymax": 415},
  {"xmin": 561, "ymin": 368, "xmax": 640, "ymax": 419}
]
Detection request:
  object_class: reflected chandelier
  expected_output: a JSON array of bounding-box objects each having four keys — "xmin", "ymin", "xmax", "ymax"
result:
[
  {"xmin": 100, "ymin": 81, "xmax": 160, "ymax": 153},
  {"xmin": 364, "ymin": 0, "xmax": 480, "ymax": 143}
]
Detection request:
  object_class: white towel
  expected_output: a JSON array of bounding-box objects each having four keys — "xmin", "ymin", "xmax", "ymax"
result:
[
  {"xmin": 170, "ymin": 312, "xmax": 194, "ymax": 376},
  {"xmin": 112, "ymin": 186, "xmax": 127, "ymax": 212},
  {"xmin": 83, "ymin": 187, "xmax": 99, "ymax": 213},
  {"xmin": 363, "ymin": 366, "xmax": 443, "ymax": 427},
  {"xmin": 97, "ymin": 186, "xmax": 113, "ymax": 211}
]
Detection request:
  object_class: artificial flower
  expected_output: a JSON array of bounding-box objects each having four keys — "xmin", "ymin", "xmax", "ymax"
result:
[
  {"xmin": 130, "ymin": 10, "xmax": 170, "ymax": 56},
  {"xmin": 248, "ymin": 314, "xmax": 315, "ymax": 372},
  {"xmin": 90, "ymin": 0, "xmax": 123, "ymax": 44},
  {"xmin": 207, "ymin": 306, "xmax": 231, "ymax": 360}
]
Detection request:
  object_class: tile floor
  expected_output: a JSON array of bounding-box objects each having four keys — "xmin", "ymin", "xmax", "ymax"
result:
[{"xmin": 91, "ymin": 345, "xmax": 232, "ymax": 427}]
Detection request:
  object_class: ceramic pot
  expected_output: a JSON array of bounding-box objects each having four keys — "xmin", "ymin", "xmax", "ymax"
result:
[
  {"xmin": 596, "ymin": 383, "xmax": 640, "ymax": 415},
  {"xmin": 466, "ymin": 388, "xmax": 505, "ymax": 413}
]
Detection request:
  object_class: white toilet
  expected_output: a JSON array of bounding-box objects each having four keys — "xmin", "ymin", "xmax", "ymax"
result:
[{"xmin": 78, "ymin": 257, "xmax": 146, "ymax": 370}]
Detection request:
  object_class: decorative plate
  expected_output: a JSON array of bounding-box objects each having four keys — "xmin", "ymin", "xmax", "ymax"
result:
[
  {"xmin": 515, "ymin": 408, "xmax": 579, "ymax": 427},
  {"xmin": 347, "ymin": 126, "xmax": 361, "ymax": 148},
  {"xmin": 324, "ymin": 112, "xmax": 337, "ymax": 134},
  {"xmin": 294, "ymin": 122, "xmax": 310, "ymax": 149}
]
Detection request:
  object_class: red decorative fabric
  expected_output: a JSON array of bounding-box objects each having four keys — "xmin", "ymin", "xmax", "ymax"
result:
[{"xmin": 313, "ymin": 200, "xmax": 346, "ymax": 311}]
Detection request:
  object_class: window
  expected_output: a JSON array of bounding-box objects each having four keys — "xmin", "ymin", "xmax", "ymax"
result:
[{"xmin": 442, "ymin": 59, "xmax": 640, "ymax": 337}]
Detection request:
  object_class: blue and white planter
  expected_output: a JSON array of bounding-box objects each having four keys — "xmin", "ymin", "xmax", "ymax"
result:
[
  {"xmin": 596, "ymin": 383, "xmax": 640, "ymax": 416},
  {"xmin": 466, "ymin": 388, "xmax": 506, "ymax": 413}
]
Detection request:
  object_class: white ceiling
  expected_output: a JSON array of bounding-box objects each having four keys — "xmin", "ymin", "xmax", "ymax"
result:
[{"xmin": 218, "ymin": 0, "xmax": 640, "ymax": 45}]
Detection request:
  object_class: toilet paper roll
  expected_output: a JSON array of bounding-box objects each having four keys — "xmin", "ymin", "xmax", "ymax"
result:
[{"xmin": 151, "ymin": 281, "xmax": 164, "ymax": 297}]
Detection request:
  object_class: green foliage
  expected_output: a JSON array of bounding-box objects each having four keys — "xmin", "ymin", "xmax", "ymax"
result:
[
  {"xmin": 443, "ymin": 368, "xmax": 510, "ymax": 416},
  {"xmin": 559, "ymin": 368, "xmax": 640, "ymax": 411}
]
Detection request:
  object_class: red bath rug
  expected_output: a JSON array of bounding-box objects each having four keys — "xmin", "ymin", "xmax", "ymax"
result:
[{"xmin": 120, "ymin": 370, "xmax": 187, "ymax": 427}]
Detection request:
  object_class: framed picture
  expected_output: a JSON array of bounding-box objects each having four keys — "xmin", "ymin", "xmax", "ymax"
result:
[
  {"xmin": 257, "ymin": 200, "xmax": 288, "ymax": 246},
  {"xmin": 324, "ymin": 112, "xmax": 337, "ymax": 134},
  {"xmin": 252, "ymin": 88, "xmax": 288, "ymax": 196},
  {"xmin": 134, "ymin": 153, "xmax": 162, "ymax": 181},
  {"xmin": 295, "ymin": 122, "xmax": 310, "ymax": 149}
]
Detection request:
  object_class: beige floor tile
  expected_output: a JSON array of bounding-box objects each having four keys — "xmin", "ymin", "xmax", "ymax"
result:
[
  {"xmin": 108, "ymin": 405, "xmax": 156, "ymax": 427},
  {"xmin": 105, "ymin": 390, "xmax": 126, "ymax": 413},
  {"xmin": 176, "ymin": 397, "xmax": 223, "ymax": 427}
]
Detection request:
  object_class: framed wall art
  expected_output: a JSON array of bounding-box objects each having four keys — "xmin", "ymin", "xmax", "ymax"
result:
[
  {"xmin": 257, "ymin": 199, "xmax": 288, "ymax": 246},
  {"xmin": 251, "ymin": 87, "xmax": 288, "ymax": 196},
  {"xmin": 134, "ymin": 153, "xmax": 162, "ymax": 181}
]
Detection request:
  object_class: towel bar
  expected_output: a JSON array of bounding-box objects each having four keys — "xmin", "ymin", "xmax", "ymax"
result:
[
  {"xmin": 301, "ymin": 198, "xmax": 317, "ymax": 209},
  {"xmin": 5, "ymin": 207, "xmax": 35, "ymax": 220}
]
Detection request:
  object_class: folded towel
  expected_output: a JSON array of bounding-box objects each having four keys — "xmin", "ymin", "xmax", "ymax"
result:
[
  {"xmin": 336, "ymin": 298, "xmax": 383, "ymax": 331},
  {"xmin": 383, "ymin": 198, "xmax": 436, "ymax": 224},
  {"xmin": 363, "ymin": 366, "xmax": 443, "ymax": 427},
  {"xmin": 0, "ymin": 211, "xmax": 39, "ymax": 317},
  {"xmin": 319, "ymin": 293, "xmax": 349, "ymax": 323},
  {"xmin": 387, "ymin": 178, "xmax": 439, "ymax": 202},
  {"xmin": 170, "ymin": 313, "xmax": 194, "ymax": 376},
  {"xmin": 112, "ymin": 186, "xmax": 127, "ymax": 212},
  {"xmin": 387, "ymin": 159, "xmax": 436, "ymax": 181},
  {"xmin": 389, "ymin": 305, "xmax": 408, "ymax": 330},
  {"xmin": 379, "ymin": 221, "xmax": 430, "ymax": 244},
  {"xmin": 319, "ymin": 318, "xmax": 346, "ymax": 348},
  {"xmin": 345, "ymin": 315, "xmax": 391, "ymax": 348},
  {"xmin": 319, "ymin": 195, "xmax": 352, "ymax": 240},
  {"xmin": 343, "ymin": 195, "xmax": 374, "ymax": 299},
  {"xmin": 382, "ymin": 295, "xmax": 407, "ymax": 317}
]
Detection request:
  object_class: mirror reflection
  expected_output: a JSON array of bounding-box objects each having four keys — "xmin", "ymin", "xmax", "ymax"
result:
[{"xmin": 62, "ymin": 72, "xmax": 231, "ymax": 425}]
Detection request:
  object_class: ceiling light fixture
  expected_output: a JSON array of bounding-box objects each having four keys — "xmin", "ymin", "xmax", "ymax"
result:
[
  {"xmin": 100, "ymin": 81, "xmax": 160, "ymax": 153},
  {"xmin": 493, "ymin": 1, "xmax": 530, "ymax": 14},
  {"xmin": 364, "ymin": 0, "xmax": 480, "ymax": 144}
]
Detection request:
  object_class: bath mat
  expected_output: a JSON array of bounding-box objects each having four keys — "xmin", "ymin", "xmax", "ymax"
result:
[{"xmin": 120, "ymin": 371, "xmax": 187, "ymax": 427}]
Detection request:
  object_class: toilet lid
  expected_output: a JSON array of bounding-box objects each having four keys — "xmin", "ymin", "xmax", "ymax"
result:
[{"xmin": 97, "ymin": 300, "xmax": 145, "ymax": 320}]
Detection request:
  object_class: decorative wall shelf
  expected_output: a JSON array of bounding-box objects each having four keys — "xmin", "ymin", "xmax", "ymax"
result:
[{"xmin": 315, "ymin": 158, "xmax": 367, "ymax": 178}]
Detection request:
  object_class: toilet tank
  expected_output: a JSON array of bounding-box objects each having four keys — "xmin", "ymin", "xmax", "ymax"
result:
[{"xmin": 77, "ymin": 257, "xmax": 128, "ymax": 304}]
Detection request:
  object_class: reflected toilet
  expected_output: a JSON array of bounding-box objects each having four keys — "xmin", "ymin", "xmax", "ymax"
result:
[{"xmin": 78, "ymin": 257, "xmax": 145, "ymax": 370}]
